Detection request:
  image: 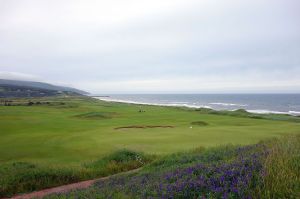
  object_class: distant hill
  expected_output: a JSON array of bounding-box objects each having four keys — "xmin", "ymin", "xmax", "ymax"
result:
[
  {"xmin": 0, "ymin": 79, "xmax": 89, "ymax": 98},
  {"xmin": 0, "ymin": 79, "xmax": 88, "ymax": 94}
]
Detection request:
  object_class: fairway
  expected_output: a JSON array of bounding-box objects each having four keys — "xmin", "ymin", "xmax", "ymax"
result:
[{"xmin": 1, "ymin": 97, "xmax": 300, "ymax": 166}]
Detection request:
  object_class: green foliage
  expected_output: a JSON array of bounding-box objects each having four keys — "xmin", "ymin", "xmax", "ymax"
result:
[
  {"xmin": 85, "ymin": 149, "xmax": 153, "ymax": 175},
  {"xmin": 0, "ymin": 162, "xmax": 80, "ymax": 197},
  {"xmin": 256, "ymin": 135, "xmax": 300, "ymax": 198},
  {"xmin": 0, "ymin": 150, "xmax": 153, "ymax": 197},
  {"xmin": 145, "ymin": 145, "xmax": 238, "ymax": 172}
]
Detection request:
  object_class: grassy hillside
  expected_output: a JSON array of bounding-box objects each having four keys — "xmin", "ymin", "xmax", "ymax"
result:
[
  {"xmin": 0, "ymin": 79, "xmax": 88, "ymax": 95},
  {"xmin": 0, "ymin": 84, "xmax": 82, "ymax": 98},
  {"xmin": 0, "ymin": 96, "xmax": 300, "ymax": 197}
]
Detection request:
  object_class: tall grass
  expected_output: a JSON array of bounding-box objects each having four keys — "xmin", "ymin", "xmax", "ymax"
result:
[
  {"xmin": 0, "ymin": 149, "xmax": 153, "ymax": 197},
  {"xmin": 257, "ymin": 135, "xmax": 300, "ymax": 198}
]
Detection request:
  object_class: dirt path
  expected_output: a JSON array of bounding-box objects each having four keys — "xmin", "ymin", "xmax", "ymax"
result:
[{"xmin": 7, "ymin": 168, "xmax": 141, "ymax": 199}]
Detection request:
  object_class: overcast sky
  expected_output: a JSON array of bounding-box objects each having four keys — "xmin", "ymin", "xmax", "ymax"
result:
[{"xmin": 0, "ymin": 0, "xmax": 299, "ymax": 94}]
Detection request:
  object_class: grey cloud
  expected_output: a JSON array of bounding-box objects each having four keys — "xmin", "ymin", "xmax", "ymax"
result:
[{"xmin": 0, "ymin": 0, "xmax": 299, "ymax": 93}]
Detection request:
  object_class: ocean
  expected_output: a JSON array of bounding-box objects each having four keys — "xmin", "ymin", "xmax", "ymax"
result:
[{"xmin": 94, "ymin": 94, "xmax": 300, "ymax": 116}]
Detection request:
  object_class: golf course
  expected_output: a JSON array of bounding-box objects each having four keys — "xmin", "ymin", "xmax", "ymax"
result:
[
  {"xmin": 2, "ymin": 0, "xmax": 300, "ymax": 197},
  {"xmin": 1, "ymin": 96, "xmax": 300, "ymax": 165},
  {"xmin": 1, "ymin": 96, "xmax": 300, "ymax": 198}
]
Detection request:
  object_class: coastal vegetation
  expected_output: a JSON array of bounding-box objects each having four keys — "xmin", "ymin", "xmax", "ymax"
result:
[
  {"xmin": 0, "ymin": 149, "xmax": 153, "ymax": 197},
  {"xmin": 45, "ymin": 135, "xmax": 300, "ymax": 199}
]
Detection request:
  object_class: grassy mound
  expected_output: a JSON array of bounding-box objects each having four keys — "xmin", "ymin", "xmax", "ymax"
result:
[{"xmin": 84, "ymin": 149, "xmax": 152, "ymax": 173}]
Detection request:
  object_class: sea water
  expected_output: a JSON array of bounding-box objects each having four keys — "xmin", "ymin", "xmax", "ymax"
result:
[{"xmin": 94, "ymin": 94, "xmax": 300, "ymax": 116}]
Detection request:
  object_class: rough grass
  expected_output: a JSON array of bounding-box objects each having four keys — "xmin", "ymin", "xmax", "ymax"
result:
[
  {"xmin": 0, "ymin": 150, "xmax": 153, "ymax": 197},
  {"xmin": 46, "ymin": 135, "xmax": 300, "ymax": 199},
  {"xmin": 256, "ymin": 135, "xmax": 300, "ymax": 198},
  {"xmin": 0, "ymin": 162, "xmax": 81, "ymax": 197}
]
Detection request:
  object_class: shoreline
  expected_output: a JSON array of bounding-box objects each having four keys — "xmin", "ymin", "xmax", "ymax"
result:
[{"xmin": 94, "ymin": 97, "xmax": 300, "ymax": 116}]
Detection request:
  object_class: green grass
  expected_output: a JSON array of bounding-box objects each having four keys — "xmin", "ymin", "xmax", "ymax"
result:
[
  {"xmin": 0, "ymin": 149, "xmax": 152, "ymax": 197},
  {"xmin": 257, "ymin": 135, "xmax": 300, "ymax": 198},
  {"xmin": 1, "ymin": 96, "xmax": 299, "ymax": 166},
  {"xmin": 0, "ymin": 96, "xmax": 300, "ymax": 197}
]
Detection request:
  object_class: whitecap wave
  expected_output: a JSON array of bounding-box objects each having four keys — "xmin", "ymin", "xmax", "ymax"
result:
[
  {"xmin": 209, "ymin": 102, "xmax": 248, "ymax": 107},
  {"xmin": 94, "ymin": 97, "xmax": 300, "ymax": 116},
  {"xmin": 288, "ymin": 111, "xmax": 300, "ymax": 115},
  {"xmin": 247, "ymin": 109, "xmax": 300, "ymax": 116},
  {"xmin": 94, "ymin": 97, "xmax": 211, "ymax": 109}
]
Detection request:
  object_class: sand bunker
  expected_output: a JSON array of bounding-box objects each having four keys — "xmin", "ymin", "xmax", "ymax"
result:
[
  {"xmin": 190, "ymin": 121, "xmax": 209, "ymax": 126},
  {"xmin": 74, "ymin": 112, "xmax": 116, "ymax": 119},
  {"xmin": 115, "ymin": 125, "xmax": 174, "ymax": 130}
]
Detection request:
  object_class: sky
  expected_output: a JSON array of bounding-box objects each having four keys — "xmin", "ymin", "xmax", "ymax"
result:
[{"xmin": 0, "ymin": 0, "xmax": 299, "ymax": 94}]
